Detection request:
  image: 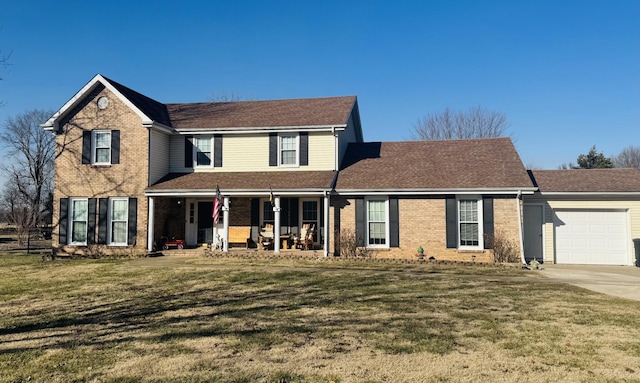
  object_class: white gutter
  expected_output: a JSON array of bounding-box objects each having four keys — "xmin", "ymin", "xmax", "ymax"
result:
[
  {"xmin": 516, "ymin": 190, "xmax": 526, "ymax": 265},
  {"xmin": 336, "ymin": 189, "xmax": 537, "ymax": 196},
  {"xmin": 176, "ymin": 125, "xmax": 346, "ymax": 135},
  {"xmin": 538, "ymin": 192, "xmax": 640, "ymax": 197},
  {"xmin": 144, "ymin": 190, "xmax": 330, "ymax": 197}
]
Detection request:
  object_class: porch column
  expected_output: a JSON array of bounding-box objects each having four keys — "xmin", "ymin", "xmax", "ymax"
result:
[
  {"xmin": 222, "ymin": 197, "xmax": 230, "ymax": 252},
  {"xmin": 324, "ymin": 193, "xmax": 330, "ymax": 257},
  {"xmin": 147, "ymin": 197, "xmax": 155, "ymax": 251},
  {"xmin": 274, "ymin": 196, "xmax": 281, "ymax": 253}
]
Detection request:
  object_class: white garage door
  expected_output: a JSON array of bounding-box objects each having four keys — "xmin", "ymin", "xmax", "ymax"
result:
[{"xmin": 554, "ymin": 210, "xmax": 630, "ymax": 265}]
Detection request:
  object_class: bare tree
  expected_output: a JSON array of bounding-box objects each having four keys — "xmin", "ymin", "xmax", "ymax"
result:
[
  {"xmin": 412, "ymin": 106, "xmax": 510, "ymax": 140},
  {"xmin": 0, "ymin": 109, "xmax": 55, "ymax": 244},
  {"xmin": 613, "ymin": 145, "xmax": 640, "ymax": 170}
]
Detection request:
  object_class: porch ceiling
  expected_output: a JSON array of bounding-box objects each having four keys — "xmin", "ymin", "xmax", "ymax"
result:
[{"xmin": 146, "ymin": 171, "xmax": 337, "ymax": 194}]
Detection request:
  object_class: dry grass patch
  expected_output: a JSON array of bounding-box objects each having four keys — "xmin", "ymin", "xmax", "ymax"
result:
[{"xmin": 0, "ymin": 253, "xmax": 639, "ymax": 382}]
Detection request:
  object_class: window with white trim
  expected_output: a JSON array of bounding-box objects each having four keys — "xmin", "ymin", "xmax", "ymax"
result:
[
  {"xmin": 367, "ymin": 198, "xmax": 389, "ymax": 247},
  {"xmin": 458, "ymin": 198, "xmax": 483, "ymax": 249},
  {"xmin": 194, "ymin": 136, "xmax": 213, "ymax": 167},
  {"xmin": 279, "ymin": 134, "xmax": 298, "ymax": 166},
  {"xmin": 109, "ymin": 198, "xmax": 129, "ymax": 245},
  {"xmin": 92, "ymin": 130, "xmax": 111, "ymax": 165},
  {"xmin": 69, "ymin": 198, "xmax": 88, "ymax": 245},
  {"xmin": 262, "ymin": 200, "xmax": 274, "ymax": 225}
]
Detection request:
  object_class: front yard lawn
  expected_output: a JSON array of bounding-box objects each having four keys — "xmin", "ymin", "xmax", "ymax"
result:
[{"xmin": 1, "ymin": 254, "xmax": 639, "ymax": 383}]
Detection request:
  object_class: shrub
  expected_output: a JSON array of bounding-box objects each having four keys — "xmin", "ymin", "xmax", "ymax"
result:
[
  {"xmin": 337, "ymin": 228, "xmax": 370, "ymax": 258},
  {"xmin": 487, "ymin": 230, "xmax": 520, "ymax": 263}
]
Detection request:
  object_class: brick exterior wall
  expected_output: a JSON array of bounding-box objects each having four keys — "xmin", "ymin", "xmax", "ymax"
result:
[
  {"xmin": 52, "ymin": 86, "xmax": 150, "ymax": 256},
  {"xmin": 331, "ymin": 196, "xmax": 522, "ymax": 262}
]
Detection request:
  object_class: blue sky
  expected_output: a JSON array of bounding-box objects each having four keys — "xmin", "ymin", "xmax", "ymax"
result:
[{"xmin": 1, "ymin": 0, "xmax": 638, "ymax": 172}]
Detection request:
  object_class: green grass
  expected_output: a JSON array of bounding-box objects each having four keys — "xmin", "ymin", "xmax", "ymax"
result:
[{"xmin": 1, "ymin": 253, "xmax": 639, "ymax": 382}]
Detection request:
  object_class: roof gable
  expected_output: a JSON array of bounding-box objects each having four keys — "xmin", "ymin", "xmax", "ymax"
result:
[
  {"xmin": 335, "ymin": 138, "xmax": 534, "ymax": 191},
  {"xmin": 530, "ymin": 169, "xmax": 640, "ymax": 193},
  {"xmin": 42, "ymin": 74, "xmax": 169, "ymax": 131}
]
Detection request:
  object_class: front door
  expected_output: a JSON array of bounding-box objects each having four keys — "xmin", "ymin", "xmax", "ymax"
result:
[
  {"xmin": 523, "ymin": 205, "xmax": 544, "ymax": 263},
  {"xmin": 197, "ymin": 201, "xmax": 213, "ymax": 244}
]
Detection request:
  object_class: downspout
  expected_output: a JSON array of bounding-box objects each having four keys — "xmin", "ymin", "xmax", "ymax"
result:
[{"xmin": 516, "ymin": 190, "xmax": 525, "ymax": 265}]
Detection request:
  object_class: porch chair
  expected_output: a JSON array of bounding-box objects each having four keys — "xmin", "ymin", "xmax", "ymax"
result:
[
  {"xmin": 259, "ymin": 223, "xmax": 274, "ymax": 250},
  {"xmin": 294, "ymin": 224, "xmax": 315, "ymax": 250}
]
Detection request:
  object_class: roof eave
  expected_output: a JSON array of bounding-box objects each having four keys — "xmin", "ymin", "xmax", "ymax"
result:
[
  {"xmin": 174, "ymin": 124, "xmax": 347, "ymax": 135},
  {"xmin": 334, "ymin": 188, "xmax": 537, "ymax": 196}
]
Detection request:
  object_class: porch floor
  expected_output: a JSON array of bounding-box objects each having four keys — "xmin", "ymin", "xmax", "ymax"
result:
[{"xmin": 156, "ymin": 246, "xmax": 325, "ymax": 259}]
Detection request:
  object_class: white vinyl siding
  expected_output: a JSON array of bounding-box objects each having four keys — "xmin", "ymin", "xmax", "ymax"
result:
[
  {"xmin": 169, "ymin": 133, "xmax": 336, "ymax": 172},
  {"xmin": 149, "ymin": 129, "xmax": 170, "ymax": 185}
]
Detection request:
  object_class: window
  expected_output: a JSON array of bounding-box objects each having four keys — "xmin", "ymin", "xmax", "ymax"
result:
[
  {"xmin": 194, "ymin": 137, "xmax": 212, "ymax": 167},
  {"xmin": 70, "ymin": 198, "xmax": 88, "ymax": 245},
  {"xmin": 262, "ymin": 200, "xmax": 274, "ymax": 225},
  {"xmin": 367, "ymin": 199, "xmax": 388, "ymax": 247},
  {"xmin": 109, "ymin": 198, "xmax": 128, "ymax": 245},
  {"xmin": 302, "ymin": 200, "xmax": 318, "ymax": 227},
  {"xmin": 93, "ymin": 130, "xmax": 111, "ymax": 165},
  {"xmin": 458, "ymin": 198, "xmax": 483, "ymax": 249},
  {"xmin": 279, "ymin": 135, "xmax": 298, "ymax": 166},
  {"xmin": 82, "ymin": 130, "xmax": 119, "ymax": 165}
]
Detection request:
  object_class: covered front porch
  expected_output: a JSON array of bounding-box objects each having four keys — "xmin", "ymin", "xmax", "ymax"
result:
[{"xmin": 146, "ymin": 193, "xmax": 331, "ymax": 256}]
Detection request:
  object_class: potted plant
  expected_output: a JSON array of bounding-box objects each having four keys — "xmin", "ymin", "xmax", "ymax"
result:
[{"xmin": 415, "ymin": 246, "xmax": 425, "ymax": 260}]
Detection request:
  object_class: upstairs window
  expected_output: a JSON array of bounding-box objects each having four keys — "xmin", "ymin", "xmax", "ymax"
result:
[
  {"xmin": 194, "ymin": 136, "xmax": 213, "ymax": 167},
  {"xmin": 82, "ymin": 130, "xmax": 120, "ymax": 165},
  {"xmin": 93, "ymin": 131, "xmax": 111, "ymax": 164},
  {"xmin": 279, "ymin": 135, "xmax": 298, "ymax": 166}
]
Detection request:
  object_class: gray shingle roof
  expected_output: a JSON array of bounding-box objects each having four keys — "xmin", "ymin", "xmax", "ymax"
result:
[
  {"xmin": 102, "ymin": 76, "xmax": 172, "ymax": 126},
  {"xmin": 335, "ymin": 138, "xmax": 534, "ymax": 191},
  {"xmin": 530, "ymin": 169, "xmax": 640, "ymax": 192},
  {"xmin": 165, "ymin": 96, "xmax": 357, "ymax": 130},
  {"xmin": 147, "ymin": 171, "xmax": 337, "ymax": 193}
]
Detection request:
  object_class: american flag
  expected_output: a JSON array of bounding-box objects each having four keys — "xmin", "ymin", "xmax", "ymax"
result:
[{"xmin": 213, "ymin": 185, "xmax": 222, "ymax": 224}]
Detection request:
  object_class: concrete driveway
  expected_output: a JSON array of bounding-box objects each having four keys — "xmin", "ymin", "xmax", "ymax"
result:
[{"xmin": 540, "ymin": 264, "xmax": 640, "ymax": 302}]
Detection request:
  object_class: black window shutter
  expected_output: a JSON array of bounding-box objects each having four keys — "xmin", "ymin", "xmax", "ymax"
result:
[
  {"xmin": 214, "ymin": 134, "xmax": 223, "ymax": 167},
  {"xmin": 299, "ymin": 132, "xmax": 308, "ymax": 166},
  {"xmin": 445, "ymin": 196, "xmax": 458, "ymax": 248},
  {"xmin": 87, "ymin": 198, "xmax": 97, "ymax": 244},
  {"xmin": 128, "ymin": 198, "xmax": 137, "ymax": 246},
  {"xmin": 269, "ymin": 133, "xmax": 277, "ymax": 166},
  {"xmin": 98, "ymin": 198, "xmax": 108, "ymax": 244},
  {"xmin": 111, "ymin": 130, "xmax": 120, "ymax": 164},
  {"xmin": 82, "ymin": 131, "xmax": 91, "ymax": 164},
  {"xmin": 389, "ymin": 198, "xmax": 399, "ymax": 247},
  {"xmin": 290, "ymin": 198, "xmax": 299, "ymax": 227},
  {"xmin": 483, "ymin": 197, "xmax": 494, "ymax": 249},
  {"xmin": 185, "ymin": 136, "xmax": 193, "ymax": 168},
  {"xmin": 59, "ymin": 198, "xmax": 69, "ymax": 245},
  {"xmin": 250, "ymin": 198, "xmax": 260, "ymax": 226},
  {"xmin": 355, "ymin": 198, "xmax": 365, "ymax": 247},
  {"xmin": 280, "ymin": 198, "xmax": 289, "ymax": 227}
]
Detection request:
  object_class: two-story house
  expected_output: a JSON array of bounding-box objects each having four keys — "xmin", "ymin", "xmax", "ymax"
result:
[
  {"xmin": 43, "ymin": 74, "xmax": 640, "ymax": 265},
  {"xmin": 43, "ymin": 74, "xmax": 362, "ymax": 257}
]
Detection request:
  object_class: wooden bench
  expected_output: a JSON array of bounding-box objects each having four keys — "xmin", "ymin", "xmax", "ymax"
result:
[{"xmin": 227, "ymin": 227, "xmax": 251, "ymax": 249}]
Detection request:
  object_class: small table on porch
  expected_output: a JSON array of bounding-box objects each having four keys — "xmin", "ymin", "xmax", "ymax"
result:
[{"xmin": 280, "ymin": 234, "xmax": 291, "ymax": 250}]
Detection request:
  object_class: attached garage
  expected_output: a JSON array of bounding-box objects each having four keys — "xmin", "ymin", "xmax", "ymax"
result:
[
  {"xmin": 554, "ymin": 210, "xmax": 629, "ymax": 265},
  {"xmin": 524, "ymin": 169, "xmax": 640, "ymax": 267}
]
